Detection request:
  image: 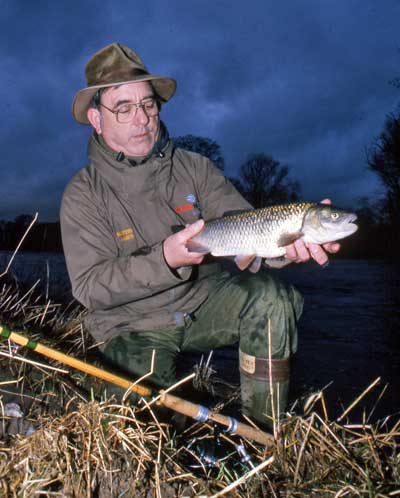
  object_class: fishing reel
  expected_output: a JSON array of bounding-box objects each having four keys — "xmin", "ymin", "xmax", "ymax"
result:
[{"xmin": 183, "ymin": 424, "xmax": 256, "ymax": 474}]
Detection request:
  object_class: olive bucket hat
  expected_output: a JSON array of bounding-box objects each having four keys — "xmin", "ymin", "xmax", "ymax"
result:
[{"xmin": 72, "ymin": 42, "xmax": 176, "ymax": 124}]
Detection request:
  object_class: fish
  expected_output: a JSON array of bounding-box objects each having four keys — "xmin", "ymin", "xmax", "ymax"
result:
[{"xmin": 186, "ymin": 202, "xmax": 358, "ymax": 271}]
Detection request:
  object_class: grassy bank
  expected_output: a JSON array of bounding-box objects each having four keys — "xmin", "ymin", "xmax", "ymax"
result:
[{"xmin": 0, "ymin": 281, "xmax": 399, "ymax": 497}]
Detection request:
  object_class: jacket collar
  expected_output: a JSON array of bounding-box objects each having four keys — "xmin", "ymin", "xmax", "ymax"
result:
[{"xmin": 88, "ymin": 121, "xmax": 173, "ymax": 192}]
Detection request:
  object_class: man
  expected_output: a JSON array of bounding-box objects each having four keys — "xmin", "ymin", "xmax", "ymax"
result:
[{"xmin": 61, "ymin": 43, "xmax": 339, "ymax": 428}]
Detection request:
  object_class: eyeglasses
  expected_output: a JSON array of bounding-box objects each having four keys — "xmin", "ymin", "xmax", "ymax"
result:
[{"xmin": 99, "ymin": 96, "xmax": 159, "ymax": 123}]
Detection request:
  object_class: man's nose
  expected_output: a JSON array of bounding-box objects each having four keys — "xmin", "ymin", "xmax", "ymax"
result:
[{"xmin": 134, "ymin": 105, "xmax": 150, "ymax": 125}]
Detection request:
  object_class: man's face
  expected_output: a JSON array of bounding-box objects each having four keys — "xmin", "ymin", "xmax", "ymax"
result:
[{"xmin": 88, "ymin": 81, "xmax": 160, "ymax": 157}]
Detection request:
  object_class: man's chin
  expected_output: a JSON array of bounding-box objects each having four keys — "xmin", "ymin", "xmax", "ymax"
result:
[
  {"xmin": 127, "ymin": 145, "xmax": 154, "ymax": 157},
  {"xmin": 127, "ymin": 136, "xmax": 155, "ymax": 157}
]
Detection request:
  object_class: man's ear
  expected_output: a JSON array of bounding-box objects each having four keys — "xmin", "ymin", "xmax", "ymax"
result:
[{"xmin": 87, "ymin": 108, "xmax": 102, "ymax": 134}]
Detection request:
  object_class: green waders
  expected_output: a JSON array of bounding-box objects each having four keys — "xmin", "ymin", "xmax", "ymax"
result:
[{"xmin": 103, "ymin": 270, "xmax": 303, "ymax": 427}]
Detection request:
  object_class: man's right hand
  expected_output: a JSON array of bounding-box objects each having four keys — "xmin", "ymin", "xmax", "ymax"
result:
[{"xmin": 163, "ymin": 219, "xmax": 206, "ymax": 269}]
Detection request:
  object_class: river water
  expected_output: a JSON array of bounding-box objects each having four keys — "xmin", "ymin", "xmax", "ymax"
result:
[
  {"xmin": 278, "ymin": 259, "xmax": 400, "ymax": 421},
  {"xmin": 1, "ymin": 252, "xmax": 399, "ymax": 422}
]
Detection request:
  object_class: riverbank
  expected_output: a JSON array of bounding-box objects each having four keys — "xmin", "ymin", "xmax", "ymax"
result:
[{"xmin": 0, "ymin": 280, "xmax": 398, "ymax": 496}]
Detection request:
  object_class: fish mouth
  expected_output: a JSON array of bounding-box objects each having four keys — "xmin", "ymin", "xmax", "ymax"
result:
[
  {"xmin": 347, "ymin": 213, "xmax": 357, "ymax": 223},
  {"xmin": 345, "ymin": 213, "xmax": 358, "ymax": 233},
  {"xmin": 347, "ymin": 223, "xmax": 358, "ymax": 234}
]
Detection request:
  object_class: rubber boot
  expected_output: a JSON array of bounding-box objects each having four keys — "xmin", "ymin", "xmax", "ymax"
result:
[{"xmin": 239, "ymin": 349, "xmax": 290, "ymax": 429}]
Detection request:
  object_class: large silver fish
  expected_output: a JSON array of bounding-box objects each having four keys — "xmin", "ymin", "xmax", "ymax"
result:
[{"xmin": 187, "ymin": 202, "xmax": 358, "ymax": 271}]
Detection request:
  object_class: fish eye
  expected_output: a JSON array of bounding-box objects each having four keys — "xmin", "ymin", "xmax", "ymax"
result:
[{"xmin": 331, "ymin": 212, "xmax": 340, "ymax": 220}]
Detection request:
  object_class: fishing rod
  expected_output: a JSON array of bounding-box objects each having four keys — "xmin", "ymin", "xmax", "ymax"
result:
[{"xmin": 0, "ymin": 325, "xmax": 273, "ymax": 446}]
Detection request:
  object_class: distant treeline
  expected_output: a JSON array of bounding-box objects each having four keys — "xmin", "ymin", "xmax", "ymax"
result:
[
  {"xmin": 0, "ymin": 216, "xmax": 62, "ymax": 252},
  {"xmin": 0, "ymin": 208, "xmax": 397, "ymax": 261},
  {"xmin": 334, "ymin": 215, "xmax": 398, "ymax": 260},
  {"xmin": 1, "ymin": 115, "xmax": 399, "ymax": 259},
  {"xmin": 0, "ymin": 210, "xmax": 397, "ymax": 260}
]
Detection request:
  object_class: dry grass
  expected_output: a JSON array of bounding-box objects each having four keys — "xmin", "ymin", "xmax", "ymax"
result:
[{"xmin": 0, "ymin": 281, "xmax": 399, "ymax": 497}]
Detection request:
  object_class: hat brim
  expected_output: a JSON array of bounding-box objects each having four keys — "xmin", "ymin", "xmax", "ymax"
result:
[{"xmin": 72, "ymin": 74, "xmax": 176, "ymax": 124}]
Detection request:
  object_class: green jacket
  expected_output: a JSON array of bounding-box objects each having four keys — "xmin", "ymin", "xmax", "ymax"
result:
[{"xmin": 60, "ymin": 130, "xmax": 251, "ymax": 345}]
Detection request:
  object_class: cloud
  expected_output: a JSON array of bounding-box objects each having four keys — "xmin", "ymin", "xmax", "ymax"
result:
[{"xmin": 0, "ymin": 0, "xmax": 399, "ymax": 220}]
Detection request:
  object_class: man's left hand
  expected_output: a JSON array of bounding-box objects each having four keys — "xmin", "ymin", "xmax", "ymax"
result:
[{"xmin": 285, "ymin": 199, "xmax": 341, "ymax": 266}]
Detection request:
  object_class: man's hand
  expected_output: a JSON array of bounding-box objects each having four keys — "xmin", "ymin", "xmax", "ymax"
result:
[
  {"xmin": 285, "ymin": 199, "xmax": 341, "ymax": 266},
  {"xmin": 163, "ymin": 219, "xmax": 206, "ymax": 269}
]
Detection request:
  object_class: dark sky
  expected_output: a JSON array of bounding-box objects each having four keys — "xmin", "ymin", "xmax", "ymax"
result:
[{"xmin": 0, "ymin": 0, "xmax": 399, "ymax": 221}]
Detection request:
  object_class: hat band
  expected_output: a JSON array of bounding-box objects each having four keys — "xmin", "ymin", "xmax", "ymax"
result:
[{"xmin": 87, "ymin": 67, "xmax": 149, "ymax": 87}]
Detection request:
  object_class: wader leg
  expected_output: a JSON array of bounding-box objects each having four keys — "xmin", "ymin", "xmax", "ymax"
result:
[
  {"xmin": 237, "ymin": 274, "xmax": 302, "ymax": 428},
  {"xmin": 239, "ymin": 353, "xmax": 291, "ymax": 428},
  {"xmin": 182, "ymin": 271, "xmax": 303, "ymax": 427}
]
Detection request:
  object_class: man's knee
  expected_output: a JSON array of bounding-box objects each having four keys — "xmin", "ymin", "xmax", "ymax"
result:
[
  {"xmin": 237, "ymin": 271, "xmax": 303, "ymax": 359},
  {"xmin": 103, "ymin": 332, "xmax": 177, "ymax": 388},
  {"xmin": 237, "ymin": 271, "xmax": 303, "ymax": 318}
]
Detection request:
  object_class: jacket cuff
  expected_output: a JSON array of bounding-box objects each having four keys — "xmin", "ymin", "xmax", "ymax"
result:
[{"xmin": 175, "ymin": 265, "xmax": 192, "ymax": 279}]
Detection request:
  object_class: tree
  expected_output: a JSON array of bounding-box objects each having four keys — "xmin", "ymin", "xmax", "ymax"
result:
[
  {"xmin": 173, "ymin": 134, "xmax": 225, "ymax": 171},
  {"xmin": 14, "ymin": 214, "xmax": 34, "ymax": 228},
  {"xmin": 350, "ymin": 196, "xmax": 387, "ymax": 259},
  {"xmin": 0, "ymin": 216, "xmax": 63, "ymax": 252},
  {"xmin": 367, "ymin": 112, "xmax": 400, "ymax": 230},
  {"xmin": 235, "ymin": 153, "xmax": 300, "ymax": 208}
]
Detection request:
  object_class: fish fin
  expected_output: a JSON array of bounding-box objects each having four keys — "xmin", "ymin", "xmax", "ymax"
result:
[
  {"xmin": 186, "ymin": 239, "xmax": 210, "ymax": 254},
  {"xmin": 277, "ymin": 232, "xmax": 302, "ymax": 247},
  {"xmin": 222, "ymin": 209, "xmax": 252, "ymax": 217},
  {"xmin": 171, "ymin": 224, "xmax": 185, "ymax": 234},
  {"xmin": 204, "ymin": 209, "xmax": 252, "ymax": 224},
  {"xmin": 234, "ymin": 254, "xmax": 256, "ymax": 271},
  {"xmin": 248, "ymin": 256, "xmax": 262, "ymax": 273},
  {"xmin": 263, "ymin": 257, "xmax": 292, "ymax": 269}
]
